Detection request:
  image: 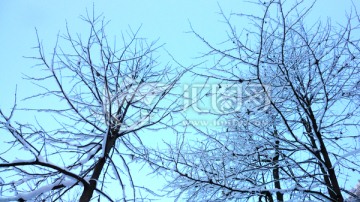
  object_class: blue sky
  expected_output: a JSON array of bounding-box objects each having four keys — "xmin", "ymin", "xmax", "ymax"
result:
[
  {"xmin": 0, "ymin": 0, "xmax": 356, "ymax": 108},
  {"xmin": 0, "ymin": 0, "xmax": 359, "ymax": 200}
]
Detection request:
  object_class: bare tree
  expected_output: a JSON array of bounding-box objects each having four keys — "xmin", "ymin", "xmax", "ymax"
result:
[
  {"xmin": 0, "ymin": 11, "xmax": 185, "ymax": 201},
  {"xmin": 143, "ymin": 0, "xmax": 360, "ymax": 201}
]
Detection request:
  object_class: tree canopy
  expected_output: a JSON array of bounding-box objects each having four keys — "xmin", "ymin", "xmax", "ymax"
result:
[{"xmin": 1, "ymin": 1, "xmax": 360, "ymax": 201}]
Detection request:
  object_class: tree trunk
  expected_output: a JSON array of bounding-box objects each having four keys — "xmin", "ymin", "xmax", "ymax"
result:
[
  {"xmin": 303, "ymin": 118, "xmax": 336, "ymax": 200},
  {"xmin": 308, "ymin": 112, "xmax": 343, "ymax": 202},
  {"xmin": 79, "ymin": 129, "xmax": 117, "ymax": 202},
  {"xmin": 272, "ymin": 130, "xmax": 283, "ymax": 202},
  {"xmin": 79, "ymin": 156, "xmax": 107, "ymax": 202}
]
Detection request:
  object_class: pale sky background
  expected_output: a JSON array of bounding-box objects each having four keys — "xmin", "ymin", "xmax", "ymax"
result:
[
  {"xmin": 0, "ymin": 0, "xmax": 356, "ymax": 122},
  {"xmin": 0, "ymin": 0, "xmax": 356, "ymax": 104},
  {"xmin": 0, "ymin": 0, "xmax": 359, "ymax": 201}
]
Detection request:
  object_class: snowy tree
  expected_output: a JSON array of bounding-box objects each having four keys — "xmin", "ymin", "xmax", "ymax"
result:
[
  {"xmin": 0, "ymin": 12, "xmax": 186, "ymax": 201},
  {"xmin": 144, "ymin": 0, "xmax": 360, "ymax": 201}
]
